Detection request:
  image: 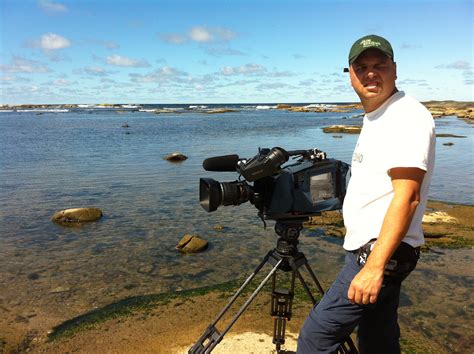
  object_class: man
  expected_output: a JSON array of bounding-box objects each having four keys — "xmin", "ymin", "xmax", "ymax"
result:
[{"xmin": 297, "ymin": 34, "xmax": 436, "ymax": 353}]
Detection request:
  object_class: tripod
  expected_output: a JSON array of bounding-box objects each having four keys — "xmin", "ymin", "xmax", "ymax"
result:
[{"xmin": 189, "ymin": 220, "xmax": 358, "ymax": 354}]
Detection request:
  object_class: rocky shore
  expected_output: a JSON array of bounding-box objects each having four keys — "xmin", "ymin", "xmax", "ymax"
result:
[
  {"xmin": 1, "ymin": 200, "xmax": 471, "ymax": 354},
  {"xmin": 422, "ymin": 100, "xmax": 473, "ymax": 122},
  {"xmin": 1, "ymin": 101, "xmax": 472, "ymax": 122}
]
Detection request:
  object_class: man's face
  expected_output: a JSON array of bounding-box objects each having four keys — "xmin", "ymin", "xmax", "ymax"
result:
[{"xmin": 349, "ymin": 49, "xmax": 397, "ymax": 110}]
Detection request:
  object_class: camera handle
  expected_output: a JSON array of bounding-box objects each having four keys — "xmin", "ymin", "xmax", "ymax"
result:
[{"xmin": 188, "ymin": 222, "xmax": 358, "ymax": 354}]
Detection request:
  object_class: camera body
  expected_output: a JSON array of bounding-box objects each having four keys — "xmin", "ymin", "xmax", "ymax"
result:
[{"xmin": 200, "ymin": 147, "xmax": 349, "ymax": 221}]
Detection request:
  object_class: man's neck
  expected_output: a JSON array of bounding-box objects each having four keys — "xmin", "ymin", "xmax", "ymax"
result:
[{"xmin": 362, "ymin": 88, "xmax": 399, "ymax": 113}]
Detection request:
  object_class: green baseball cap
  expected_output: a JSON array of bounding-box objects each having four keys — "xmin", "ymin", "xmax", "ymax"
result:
[{"xmin": 348, "ymin": 34, "xmax": 394, "ymax": 65}]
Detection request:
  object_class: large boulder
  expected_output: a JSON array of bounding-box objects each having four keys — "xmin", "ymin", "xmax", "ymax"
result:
[
  {"xmin": 176, "ymin": 234, "xmax": 208, "ymax": 253},
  {"xmin": 164, "ymin": 152, "xmax": 188, "ymax": 162},
  {"xmin": 51, "ymin": 208, "xmax": 103, "ymax": 225}
]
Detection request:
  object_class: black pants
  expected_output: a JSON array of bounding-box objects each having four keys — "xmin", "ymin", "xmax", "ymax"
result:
[{"xmin": 297, "ymin": 243, "xmax": 418, "ymax": 354}]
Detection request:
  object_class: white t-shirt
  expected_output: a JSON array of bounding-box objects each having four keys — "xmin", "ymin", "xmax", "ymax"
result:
[{"xmin": 342, "ymin": 91, "xmax": 436, "ymax": 251}]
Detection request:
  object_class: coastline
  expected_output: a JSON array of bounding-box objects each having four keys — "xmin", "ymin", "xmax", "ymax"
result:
[
  {"xmin": 1, "ymin": 199, "xmax": 472, "ymax": 354},
  {"xmin": 1, "ymin": 100, "xmax": 472, "ymax": 122}
]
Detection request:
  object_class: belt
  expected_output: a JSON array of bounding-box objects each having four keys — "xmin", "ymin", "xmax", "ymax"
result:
[{"xmin": 352, "ymin": 239, "xmax": 420, "ymax": 279}]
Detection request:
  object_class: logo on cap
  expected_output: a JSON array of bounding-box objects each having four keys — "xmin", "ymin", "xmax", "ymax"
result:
[{"xmin": 360, "ymin": 39, "xmax": 381, "ymax": 48}]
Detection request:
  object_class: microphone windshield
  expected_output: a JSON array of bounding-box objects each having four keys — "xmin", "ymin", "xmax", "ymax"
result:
[{"xmin": 203, "ymin": 154, "xmax": 239, "ymax": 171}]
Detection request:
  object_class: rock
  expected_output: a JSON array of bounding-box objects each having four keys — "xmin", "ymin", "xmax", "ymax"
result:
[
  {"xmin": 176, "ymin": 234, "xmax": 208, "ymax": 253},
  {"xmin": 49, "ymin": 286, "xmax": 71, "ymax": 294},
  {"xmin": 15, "ymin": 315, "xmax": 29, "ymax": 323},
  {"xmin": 27, "ymin": 273, "xmax": 40, "ymax": 280},
  {"xmin": 204, "ymin": 109, "xmax": 238, "ymax": 114},
  {"xmin": 137, "ymin": 264, "xmax": 155, "ymax": 275},
  {"xmin": 443, "ymin": 142, "xmax": 454, "ymax": 146},
  {"xmin": 122, "ymin": 123, "xmax": 130, "ymax": 128},
  {"xmin": 322, "ymin": 125, "xmax": 362, "ymax": 134},
  {"xmin": 422, "ymin": 101, "xmax": 474, "ymax": 123},
  {"xmin": 164, "ymin": 152, "xmax": 188, "ymax": 162},
  {"xmin": 51, "ymin": 208, "xmax": 103, "ymax": 225},
  {"xmin": 154, "ymin": 109, "xmax": 179, "ymax": 114},
  {"xmin": 423, "ymin": 211, "xmax": 458, "ymax": 224},
  {"xmin": 436, "ymin": 134, "xmax": 466, "ymax": 138},
  {"xmin": 276, "ymin": 104, "xmax": 291, "ymax": 109},
  {"xmin": 288, "ymin": 107, "xmax": 310, "ymax": 112},
  {"xmin": 422, "ymin": 211, "xmax": 458, "ymax": 224}
]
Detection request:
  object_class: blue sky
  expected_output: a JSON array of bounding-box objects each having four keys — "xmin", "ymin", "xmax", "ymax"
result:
[{"xmin": 0, "ymin": 0, "xmax": 472, "ymax": 104}]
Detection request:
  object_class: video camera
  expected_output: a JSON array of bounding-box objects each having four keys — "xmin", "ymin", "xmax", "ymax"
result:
[{"xmin": 199, "ymin": 147, "xmax": 350, "ymax": 221}]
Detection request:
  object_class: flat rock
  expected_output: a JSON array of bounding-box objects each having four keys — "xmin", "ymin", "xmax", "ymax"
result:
[
  {"xmin": 422, "ymin": 211, "xmax": 458, "ymax": 224},
  {"xmin": 436, "ymin": 134, "xmax": 466, "ymax": 138},
  {"xmin": 176, "ymin": 234, "xmax": 208, "ymax": 253},
  {"xmin": 51, "ymin": 207, "xmax": 103, "ymax": 225},
  {"xmin": 204, "ymin": 108, "xmax": 238, "ymax": 114},
  {"xmin": 322, "ymin": 125, "xmax": 362, "ymax": 134}
]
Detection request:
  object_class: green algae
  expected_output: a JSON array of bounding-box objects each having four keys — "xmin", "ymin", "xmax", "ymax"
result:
[
  {"xmin": 48, "ymin": 279, "xmax": 241, "ymax": 342},
  {"xmin": 47, "ymin": 268, "xmax": 322, "ymax": 343}
]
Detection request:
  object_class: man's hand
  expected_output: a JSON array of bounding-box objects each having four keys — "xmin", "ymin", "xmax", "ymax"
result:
[{"xmin": 347, "ymin": 265, "xmax": 384, "ymax": 304}]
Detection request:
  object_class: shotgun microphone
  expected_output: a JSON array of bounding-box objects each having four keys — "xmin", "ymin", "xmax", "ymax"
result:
[{"xmin": 202, "ymin": 154, "xmax": 240, "ymax": 172}]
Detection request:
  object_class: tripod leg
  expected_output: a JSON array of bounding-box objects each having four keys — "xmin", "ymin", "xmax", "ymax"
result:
[
  {"xmin": 189, "ymin": 255, "xmax": 283, "ymax": 354},
  {"xmin": 295, "ymin": 269, "xmax": 318, "ymax": 304},
  {"xmin": 303, "ymin": 262, "xmax": 325, "ymax": 295},
  {"xmin": 271, "ymin": 270, "xmax": 295, "ymax": 352},
  {"xmin": 210, "ymin": 251, "xmax": 272, "ymax": 325}
]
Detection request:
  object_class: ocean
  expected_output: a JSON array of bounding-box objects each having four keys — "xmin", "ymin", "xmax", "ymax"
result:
[{"xmin": 0, "ymin": 104, "xmax": 472, "ymax": 351}]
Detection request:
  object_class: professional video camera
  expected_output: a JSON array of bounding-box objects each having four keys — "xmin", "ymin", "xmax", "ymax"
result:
[
  {"xmin": 200, "ymin": 147, "xmax": 350, "ymax": 221},
  {"xmin": 191, "ymin": 147, "xmax": 357, "ymax": 354}
]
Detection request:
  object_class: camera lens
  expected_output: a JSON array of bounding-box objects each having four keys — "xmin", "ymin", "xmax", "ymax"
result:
[
  {"xmin": 200, "ymin": 178, "xmax": 222, "ymax": 212},
  {"xmin": 199, "ymin": 178, "xmax": 253, "ymax": 212}
]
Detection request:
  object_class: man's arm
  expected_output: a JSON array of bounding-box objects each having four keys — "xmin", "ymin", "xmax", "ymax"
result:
[{"xmin": 347, "ymin": 167, "xmax": 426, "ymax": 305}]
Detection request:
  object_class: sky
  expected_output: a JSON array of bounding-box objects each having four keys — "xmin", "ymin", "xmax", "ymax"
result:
[{"xmin": 0, "ymin": 0, "xmax": 472, "ymax": 104}]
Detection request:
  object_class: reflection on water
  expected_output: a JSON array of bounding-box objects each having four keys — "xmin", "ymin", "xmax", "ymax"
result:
[{"xmin": 0, "ymin": 109, "xmax": 472, "ymax": 351}]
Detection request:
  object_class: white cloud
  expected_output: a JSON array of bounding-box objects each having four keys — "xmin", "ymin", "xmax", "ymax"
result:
[
  {"xmin": 90, "ymin": 40, "xmax": 120, "ymax": 50},
  {"xmin": 255, "ymin": 82, "xmax": 289, "ymax": 90},
  {"xmin": 106, "ymin": 55, "xmax": 150, "ymax": 68},
  {"xmin": 0, "ymin": 56, "xmax": 50, "ymax": 73},
  {"xmin": 1, "ymin": 75, "xmax": 15, "ymax": 81},
  {"xmin": 159, "ymin": 33, "xmax": 188, "ymax": 44},
  {"xmin": 446, "ymin": 60, "xmax": 471, "ymax": 70},
  {"xmin": 39, "ymin": 33, "xmax": 71, "ymax": 50},
  {"xmin": 214, "ymin": 28, "xmax": 237, "ymax": 41},
  {"xmin": 38, "ymin": 0, "xmax": 68, "ymax": 13},
  {"xmin": 52, "ymin": 79, "xmax": 70, "ymax": 86},
  {"xmin": 205, "ymin": 46, "xmax": 245, "ymax": 57},
  {"xmin": 189, "ymin": 27, "xmax": 212, "ymax": 42},
  {"xmin": 400, "ymin": 43, "xmax": 422, "ymax": 49},
  {"xmin": 159, "ymin": 26, "xmax": 237, "ymax": 45},
  {"xmin": 436, "ymin": 60, "xmax": 472, "ymax": 70},
  {"xmin": 220, "ymin": 63, "xmax": 267, "ymax": 76},
  {"xmin": 129, "ymin": 66, "xmax": 188, "ymax": 84},
  {"xmin": 73, "ymin": 66, "xmax": 116, "ymax": 77}
]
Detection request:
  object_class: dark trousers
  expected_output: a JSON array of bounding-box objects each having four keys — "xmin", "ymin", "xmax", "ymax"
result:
[{"xmin": 297, "ymin": 251, "xmax": 412, "ymax": 354}]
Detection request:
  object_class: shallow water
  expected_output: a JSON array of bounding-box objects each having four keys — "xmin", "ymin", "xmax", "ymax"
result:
[{"xmin": 0, "ymin": 107, "xmax": 472, "ymax": 351}]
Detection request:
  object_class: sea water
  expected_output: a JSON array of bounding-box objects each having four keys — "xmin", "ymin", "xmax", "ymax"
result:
[{"xmin": 0, "ymin": 106, "xmax": 472, "ymax": 351}]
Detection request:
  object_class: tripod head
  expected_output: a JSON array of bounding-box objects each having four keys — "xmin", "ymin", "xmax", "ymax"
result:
[{"xmin": 273, "ymin": 218, "xmax": 308, "ymax": 261}]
